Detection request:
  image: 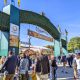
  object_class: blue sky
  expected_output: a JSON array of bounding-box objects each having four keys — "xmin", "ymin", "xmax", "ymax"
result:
[{"xmin": 0, "ymin": 0, "xmax": 80, "ymax": 46}]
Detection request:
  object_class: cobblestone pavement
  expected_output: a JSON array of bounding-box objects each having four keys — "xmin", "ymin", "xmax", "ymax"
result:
[
  {"xmin": 0, "ymin": 66, "xmax": 74, "ymax": 80},
  {"xmin": 56, "ymin": 66, "xmax": 74, "ymax": 80}
]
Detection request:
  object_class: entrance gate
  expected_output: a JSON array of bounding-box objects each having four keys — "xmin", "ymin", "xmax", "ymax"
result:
[{"xmin": 0, "ymin": 5, "xmax": 67, "ymax": 56}]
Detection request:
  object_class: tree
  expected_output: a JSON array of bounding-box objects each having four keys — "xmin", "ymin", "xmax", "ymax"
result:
[{"xmin": 68, "ymin": 37, "xmax": 80, "ymax": 52}]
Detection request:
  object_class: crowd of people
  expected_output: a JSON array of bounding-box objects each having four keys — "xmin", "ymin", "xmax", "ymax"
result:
[
  {"xmin": 0, "ymin": 51, "xmax": 80, "ymax": 80},
  {"xmin": 57, "ymin": 53, "xmax": 80, "ymax": 79},
  {"xmin": 0, "ymin": 51, "xmax": 57, "ymax": 80}
]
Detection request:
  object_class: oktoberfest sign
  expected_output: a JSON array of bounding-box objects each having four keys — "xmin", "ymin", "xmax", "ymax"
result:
[{"xmin": 28, "ymin": 29, "xmax": 53, "ymax": 42}]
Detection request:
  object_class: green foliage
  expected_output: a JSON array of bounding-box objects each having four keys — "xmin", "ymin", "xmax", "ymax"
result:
[{"xmin": 68, "ymin": 37, "xmax": 80, "ymax": 52}]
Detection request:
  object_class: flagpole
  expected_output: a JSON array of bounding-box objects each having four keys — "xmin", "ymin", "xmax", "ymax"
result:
[
  {"xmin": 58, "ymin": 25, "xmax": 62, "ymax": 56},
  {"xmin": 60, "ymin": 32, "xmax": 62, "ymax": 56},
  {"xmin": 54, "ymin": 39, "xmax": 55, "ymax": 57},
  {"xmin": 65, "ymin": 29, "xmax": 68, "ymax": 54}
]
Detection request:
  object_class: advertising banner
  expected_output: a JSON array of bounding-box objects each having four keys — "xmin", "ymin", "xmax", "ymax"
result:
[
  {"xmin": 10, "ymin": 23, "xmax": 19, "ymax": 36},
  {"xmin": 10, "ymin": 23, "xmax": 19, "ymax": 47},
  {"xmin": 10, "ymin": 35, "xmax": 19, "ymax": 47},
  {"xmin": 28, "ymin": 29, "xmax": 53, "ymax": 42}
]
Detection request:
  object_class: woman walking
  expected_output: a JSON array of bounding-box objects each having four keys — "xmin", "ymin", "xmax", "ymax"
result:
[{"xmin": 19, "ymin": 53, "xmax": 29, "ymax": 80}]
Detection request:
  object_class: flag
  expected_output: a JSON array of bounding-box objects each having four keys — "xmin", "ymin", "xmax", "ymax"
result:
[
  {"xmin": 4, "ymin": 0, "xmax": 7, "ymax": 5},
  {"xmin": 11, "ymin": 0, "xmax": 15, "ymax": 5},
  {"xmin": 58, "ymin": 25, "xmax": 61, "ymax": 33},
  {"xmin": 65, "ymin": 29, "xmax": 68, "ymax": 35},
  {"xmin": 18, "ymin": 0, "xmax": 20, "ymax": 7},
  {"xmin": 11, "ymin": 0, "xmax": 14, "ymax": 2}
]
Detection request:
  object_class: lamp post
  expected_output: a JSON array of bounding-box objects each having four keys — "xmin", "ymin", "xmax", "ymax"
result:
[
  {"xmin": 65, "ymin": 29, "xmax": 68, "ymax": 54},
  {"xmin": 28, "ymin": 24, "xmax": 31, "ymax": 50},
  {"xmin": 28, "ymin": 35, "xmax": 31, "ymax": 49}
]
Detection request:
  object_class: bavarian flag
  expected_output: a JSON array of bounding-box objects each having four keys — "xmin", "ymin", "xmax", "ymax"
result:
[
  {"xmin": 18, "ymin": 0, "xmax": 20, "ymax": 7},
  {"xmin": 11, "ymin": 0, "xmax": 14, "ymax": 3},
  {"xmin": 4, "ymin": 0, "xmax": 7, "ymax": 5}
]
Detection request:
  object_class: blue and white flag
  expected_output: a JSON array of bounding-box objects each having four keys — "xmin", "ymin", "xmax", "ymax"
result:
[{"xmin": 11, "ymin": 0, "xmax": 15, "ymax": 5}]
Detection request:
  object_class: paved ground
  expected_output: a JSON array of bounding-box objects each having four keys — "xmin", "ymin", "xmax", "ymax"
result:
[
  {"xmin": 56, "ymin": 66, "xmax": 74, "ymax": 80},
  {"xmin": 0, "ymin": 66, "xmax": 74, "ymax": 80}
]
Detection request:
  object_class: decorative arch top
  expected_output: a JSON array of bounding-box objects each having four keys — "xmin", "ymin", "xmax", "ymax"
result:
[{"xmin": 0, "ymin": 10, "xmax": 60, "ymax": 40}]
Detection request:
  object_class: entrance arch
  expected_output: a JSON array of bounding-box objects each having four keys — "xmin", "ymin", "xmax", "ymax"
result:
[
  {"xmin": 20, "ymin": 10, "xmax": 60, "ymax": 40},
  {"xmin": 0, "ymin": 10, "xmax": 60, "ymax": 40},
  {"xmin": 0, "ymin": 5, "xmax": 61, "ymax": 56}
]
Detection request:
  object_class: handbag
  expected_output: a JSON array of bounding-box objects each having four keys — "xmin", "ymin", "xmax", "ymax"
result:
[{"xmin": 31, "ymin": 72, "xmax": 37, "ymax": 80}]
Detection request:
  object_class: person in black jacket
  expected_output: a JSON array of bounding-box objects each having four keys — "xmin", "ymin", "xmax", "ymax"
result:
[
  {"xmin": 1, "ymin": 51, "xmax": 18, "ymax": 80},
  {"xmin": 50, "ymin": 56, "xmax": 58, "ymax": 80},
  {"xmin": 40, "ymin": 54, "xmax": 50, "ymax": 80},
  {"xmin": 36, "ymin": 55, "xmax": 41, "ymax": 80}
]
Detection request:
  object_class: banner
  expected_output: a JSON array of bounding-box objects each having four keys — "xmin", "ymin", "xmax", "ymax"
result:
[
  {"xmin": 10, "ymin": 23, "xmax": 19, "ymax": 36},
  {"xmin": 28, "ymin": 29, "xmax": 53, "ymax": 42},
  {"xmin": 10, "ymin": 23, "xmax": 19, "ymax": 47},
  {"xmin": 10, "ymin": 35, "xmax": 19, "ymax": 47}
]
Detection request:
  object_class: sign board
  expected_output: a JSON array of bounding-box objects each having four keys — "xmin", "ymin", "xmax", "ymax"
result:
[
  {"xmin": 10, "ymin": 23, "xmax": 19, "ymax": 47},
  {"xmin": 28, "ymin": 29, "xmax": 53, "ymax": 42},
  {"xmin": 10, "ymin": 35, "xmax": 19, "ymax": 47},
  {"xmin": 10, "ymin": 23, "xmax": 19, "ymax": 36}
]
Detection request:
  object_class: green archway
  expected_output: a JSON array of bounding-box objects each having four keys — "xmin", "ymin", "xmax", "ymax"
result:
[
  {"xmin": 0, "ymin": 5, "xmax": 61, "ymax": 56},
  {"xmin": 0, "ymin": 10, "xmax": 60, "ymax": 40}
]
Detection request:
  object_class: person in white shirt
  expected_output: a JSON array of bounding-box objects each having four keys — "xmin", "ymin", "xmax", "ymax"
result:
[{"xmin": 73, "ymin": 53, "xmax": 80, "ymax": 79}]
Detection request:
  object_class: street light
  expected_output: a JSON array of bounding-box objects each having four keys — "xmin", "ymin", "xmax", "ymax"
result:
[
  {"xmin": 27, "ymin": 35, "xmax": 31, "ymax": 49},
  {"xmin": 28, "ymin": 24, "xmax": 31, "ymax": 50}
]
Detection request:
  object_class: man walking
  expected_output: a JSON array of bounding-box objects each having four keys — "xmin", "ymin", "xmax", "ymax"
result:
[
  {"xmin": 1, "ymin": 51, "xmax": 18, "ymax": 80},
  {"xmin": 40, "ymin": 54, "xmax": 50, "ymax": 80}
]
